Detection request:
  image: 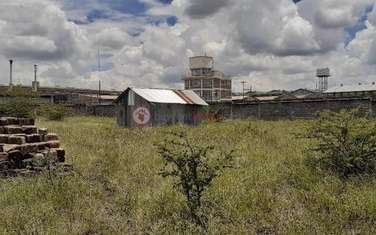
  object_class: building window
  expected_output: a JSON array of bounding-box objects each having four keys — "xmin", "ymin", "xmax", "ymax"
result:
[
  {"xmin": 202, "ymin": 90, "xmax": 212, "ymax": 101},
  {"xmin": 191, "ymin": 68, "xmax": 211, "ymax": 76},
  {"xmin": 192, "ymin": 80, "xmax": 201, "ymax": 88},
  {"xmin": 203, "ymin": 79, "xmax": 213, "ymax": 88},
  {"xmin": 192, "ymin": 69, "xmax": 202, "ymax": 76},
  {"xmin": 214, "ymin": 79, "xmax": 220, "ymax": 88}
]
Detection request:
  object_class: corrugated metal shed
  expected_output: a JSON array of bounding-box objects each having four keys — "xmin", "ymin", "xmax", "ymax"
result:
[
  {"xmin": 325, "ymin": 84, "xmax": 376, "ymax": 93},
  {"xmin": 116, "ymin": 88, "xmax": 208, "ymax": 106}
]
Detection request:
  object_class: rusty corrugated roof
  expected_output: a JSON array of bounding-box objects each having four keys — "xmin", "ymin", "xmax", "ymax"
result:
[{"xmin": 115, "ymin": 88, "xmax": 208, "ymax": 106}]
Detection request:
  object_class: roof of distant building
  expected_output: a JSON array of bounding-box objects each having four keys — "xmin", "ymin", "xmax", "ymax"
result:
[{"xmin": 325, "ymin": 83, "xmax": 376, "ymax": 93}]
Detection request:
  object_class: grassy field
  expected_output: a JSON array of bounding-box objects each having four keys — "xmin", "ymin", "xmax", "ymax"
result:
[{"xmin": 0, "ymin": 117, "xmax": 376, "ymax": 234}]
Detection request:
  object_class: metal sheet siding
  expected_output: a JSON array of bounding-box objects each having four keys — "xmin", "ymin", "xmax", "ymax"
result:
[{"xmin": 180, "ymin": 90, "xmax": 208, "ymax": 106}]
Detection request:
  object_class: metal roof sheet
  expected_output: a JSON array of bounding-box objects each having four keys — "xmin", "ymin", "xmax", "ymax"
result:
[
  {"xmin": 325, "ymin": 84, "xmax": 376, "ymax": 93},
  {"xmin": 179, "ymin": 90, "xmax": 208, "ymax": 106},
  {"xmin": 132, "ymin": 88, "xmax": 186, "ymax": 104},
  {"xmin": 129, "ymin": 88, "xmax": 207, "ymax": 106},
  {"xmin": 255, "ymin": 96, "xmax": 279, "ymax": 101}
]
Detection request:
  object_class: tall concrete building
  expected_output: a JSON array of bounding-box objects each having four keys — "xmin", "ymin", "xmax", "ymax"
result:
[{"xmin": 183, "ymin": 56, "xmax": 232, "ymax": 102}]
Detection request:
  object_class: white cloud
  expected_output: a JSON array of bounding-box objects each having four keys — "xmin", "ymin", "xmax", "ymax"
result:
[{"xmin": 0, "ymin": 0, "xmax": 375, "ymax": 92}]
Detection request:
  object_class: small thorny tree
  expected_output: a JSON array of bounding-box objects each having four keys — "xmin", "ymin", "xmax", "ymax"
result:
[
  {"xmin": 305, "ymin": 109, "xmax": 376, "ymax": 179},
  {"xmin": 156, "ymin": 130, "xmax": 235, "ymax": 229}
]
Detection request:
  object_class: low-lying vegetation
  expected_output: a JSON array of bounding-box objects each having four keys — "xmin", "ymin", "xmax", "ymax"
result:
[
  {"xmin": 0, "ymin": 116, "xmax": 375, "ymax": 234},
  {"xmin": 305, "ymin": 110, "xmax": 376, "ymax": 178},
  {"xmin": 0, "ymin": 86, "xmax": 72, "ymax": 120}
]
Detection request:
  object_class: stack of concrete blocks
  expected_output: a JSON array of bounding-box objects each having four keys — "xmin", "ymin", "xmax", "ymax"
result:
[{"xmin": 0, "ymin": 117, "xmax": 68, "ymax": 177}]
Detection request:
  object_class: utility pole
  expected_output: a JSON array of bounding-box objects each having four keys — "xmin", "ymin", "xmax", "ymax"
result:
[
  {"xmin": 33, "ymin": 64, "xmax": 38, "ymax": 92},
  {"xmin": 97, "ymin": 48, "xmax": 101, "ymax": 103},
  {"xmin": 9, "ymin": 60, "xmax": 13, "ymax": 90},
  {"xmin": 98, "ymin": 80, "xmax": 101, "ymax": 104},
  {"xmin": 241, "ymin": 81, "xmax": 247, "ymax": 99}
]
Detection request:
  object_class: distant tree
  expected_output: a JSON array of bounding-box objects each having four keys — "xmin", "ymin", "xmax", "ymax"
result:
[
  {"xmin": 156, "ymin": 131, "xmax": 235, "ymax": 229},
  {"xmin": 305, "ymin": 109, "xmax": 376, "ymax": 178},
  {"xmin": 0, "ymin": 98, "xmax": 37, "ymax": 118},
  {"xmin": 37, "ymin": 104, "xmax": 72, "ymax": 121},
  {"xmin": 5, "ymin": 86, "xmax": 38, "ymax": 98}
]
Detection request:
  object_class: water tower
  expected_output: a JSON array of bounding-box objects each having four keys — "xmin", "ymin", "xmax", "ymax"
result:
[{"xmin": 316, "ymin": 68, "xmax": 330, "ymax": 92}]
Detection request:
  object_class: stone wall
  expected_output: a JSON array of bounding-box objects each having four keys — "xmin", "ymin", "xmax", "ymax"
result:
[
  {"xmin": 212, "ymin": 98, "xmax": 374, "ymax": 120},
  {"xmin": 72, "ymin": 104, "xmax": 116, "ymax": 117}
]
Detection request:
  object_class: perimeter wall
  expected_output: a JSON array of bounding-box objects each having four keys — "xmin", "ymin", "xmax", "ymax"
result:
[{"xmin": 210, "ymin": 98, "xmax": 374, "ymax": 120}]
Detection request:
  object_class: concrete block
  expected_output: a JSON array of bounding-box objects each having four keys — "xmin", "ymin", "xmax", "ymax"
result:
[
  {"xmin": 0, "ymin": 118, "xmax": 8, "ymax": 126},
  {"xmin": 19, "ymin": 118, "xmax": 35, "ymax": 126},
  {"xmin": 3, "ymin": 144, "xmax": 18, "ymax": 152},
  {"xmin": 49, "ymin": 148, "xmax": 65, "ymax": 162},
  {"xmin": 0, "ymin": 152, "xmax": 8, "ymax": 161},
  {"xmin": 38, "ymin": 128, "xmax": 48, "ymax": 135},
  {"xmin": 56, "ymin": 148, "xmax": 65, "ymax": 162},
  {"xmin": 46, "ymin": 133, "xmax": 59, "ymax": 141},
  {"xmin": 4, "ymin": 126, "xmax": 23, "ymax": 134},
  {"xmin": 1, "ymin": 117, "xmax": 19, "ymax": 125},
  {"xmin": 8, "ymin": 150, "xmax": 24, "ymax": 168},
  {"xmin": 37, "ymin": 142, "xmax": 49, "ymax": 150},
  {"xmin": 26, "ymin": 134, "xmax": 42, "ymax": 143},
  {"xmin": 47, "ymin": 141, "xmax": 60, "ymax": 149},
  {"xmin": 17, "ymin": 143, "xmax": 39, "ymax": 154},
  {"xmin": 0, "ymin": 135, "xmax": 9, "ymax": 144},
  {"xmin": 8, "ymin": 136, "xmax": 26, "ymax": 145},
  {"xmin": 22, "ymin": 126, "xmax": 38, "ymax": 134}
]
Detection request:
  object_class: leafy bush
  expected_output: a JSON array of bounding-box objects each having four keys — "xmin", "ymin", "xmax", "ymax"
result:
[
  {"xmin": 0, "ymin": 98, "xmax": 37, "ymax": 118},
  {"xmin": 305, "ymin": 109, "xmax": 376, "ymax": 178},
  {"xmin": 5, "ymin": 86, "xmax": 38, "ymax": 98},
  {"xmin": 156, "ymin": 130, "xmax": 235, "ymax": 229},
  {"xmin": 38, "ymin": 104, "xmax": 72, "ymax": 121}
]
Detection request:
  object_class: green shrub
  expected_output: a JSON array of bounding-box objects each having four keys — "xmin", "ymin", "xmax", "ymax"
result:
[
  {"xmin": 305, "ymin": 109, "xmax": 376, "ymax": 178},
  {"xmin": 0, "ymin": 98, "xmax": 37, "ymax": 118},
  {"xmin": 5, "ymin": 86, "xmax": 38, "ymax": 98},
  {"xmin": 156, "ymin": 130, "xmax": 235, "ymax": 229},
  {"xmin": 38, "ymin": 104, "xmax": 72, "ymax": 121}
]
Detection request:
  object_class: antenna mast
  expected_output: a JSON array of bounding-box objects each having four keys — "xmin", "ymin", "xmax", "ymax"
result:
[
  {"xmin": 97, "ymin": 48, "xmax": 101, "ymax": 103},
  {"xmin": 9, "ymin": 60, "xmax": 13, "ymax": 90}
]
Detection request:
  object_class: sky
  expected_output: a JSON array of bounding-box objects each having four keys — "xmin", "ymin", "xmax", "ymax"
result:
[{"xmin": 0, "ymin": 0, "xmax": 376, "ymax": 92}]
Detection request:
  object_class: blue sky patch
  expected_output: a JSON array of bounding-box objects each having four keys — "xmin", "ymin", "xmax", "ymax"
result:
[
  {"xmin": 87, "ymin": 9, "xmax": 112, "ymax": 23},
  {"xmin": 106, "ymin": 0, "xmax": 147, "ymax": 16},
  {"xmin": 166, "ymin": 16, "xmax": 177, "ymax": 26},
  {"xmin": 345, "ymin": 4, "xmax": 374, "ymax": 46},
  {"xmin": 158, "ymin": 0, "xmax": 173, "ymax": 4}
]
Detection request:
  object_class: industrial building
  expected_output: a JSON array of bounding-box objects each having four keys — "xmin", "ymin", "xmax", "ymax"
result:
[
  {"xmin": 183, "ymin": 56, "xmax": 232, "ymax": 103},
  {"xmin": 324, "ymin": 83, "xmax": 376, "ymax": 97},
  {"xmin": 115, "ymin": 88, "xmax": 208, "ymax": 128}
]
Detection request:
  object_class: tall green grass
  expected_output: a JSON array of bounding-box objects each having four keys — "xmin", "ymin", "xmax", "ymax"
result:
[{"xmin": 0, "ymin": 117, "xmax": 375, "ymax": 234}]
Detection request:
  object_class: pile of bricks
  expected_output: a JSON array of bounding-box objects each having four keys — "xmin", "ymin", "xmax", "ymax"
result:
[{"xmin": 0, "ymin": 117, "xmax": 69, "ymax": 177}]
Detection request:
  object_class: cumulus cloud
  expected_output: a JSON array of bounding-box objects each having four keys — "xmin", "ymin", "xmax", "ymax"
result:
[{"xmin": 0, "ymin": 0, "xmax": 375, "ymax": 92}]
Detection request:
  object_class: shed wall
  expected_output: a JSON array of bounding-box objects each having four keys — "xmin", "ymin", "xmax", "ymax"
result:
[{"xmin": 116, "ymin": 90, "xmax": 206, "ymax": 128}]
